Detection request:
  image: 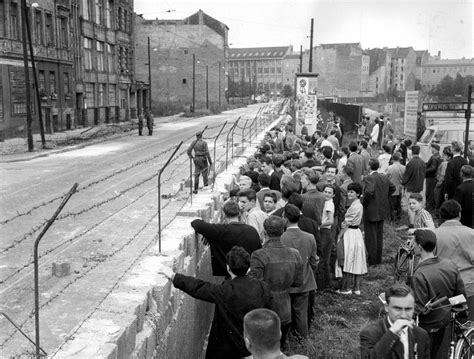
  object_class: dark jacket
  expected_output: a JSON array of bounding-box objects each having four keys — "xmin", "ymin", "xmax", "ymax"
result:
[
  {"xmin": 270, "ymin": 169, "xmax": 284, "ymax": 191},
  {"xmin": 191, "ymin": 220, "xmax": 262, "ymax": 277},
  {"xmin": 444, "ymin": 155, "xmax": 468, "ymax": 198},
  {"xmin": 401, "ymin": 156, "xmax": 426, "ymax": 192},
  {"xmin": 249, "ymin": 239, "xmax": 303, "ymax": 324},
  {"xmin": 187, "ymin": 138, "xmax": 212, "ymax": 164},
  {"xmin": 425, "ymin": 152, "xmax": 441, "ymax": 179},
  {"xmin": 360, "ymin": 317, "xmax": 430, "ymax": 359},
  {"xmin": 297, "ymin": 215, "xmax": 321, "ymax": 257},
  {"xmin": 173, "ymin": 273, "xmax": 272, "ymax": 359},
  {"xmin": 347, "ymin": 152, "xmax": 365, "ymax": 183},
  {"xmin": 362, "ymin": 172, "xmax": 395, "ymax": 222},
  {"xmin": 412, "ymin": 256, "xmax": 466, "ymax": 331},
  {"xmin": 301, "ymin": 189, "xmax": 326, "ymax": 226},
  {"xmin": 453, "ymin": 179, "xmax": 473, "ymax": 228},
  {"xmin": 281, "ymin": 226, "xmax": 319, "ymax": 293}
]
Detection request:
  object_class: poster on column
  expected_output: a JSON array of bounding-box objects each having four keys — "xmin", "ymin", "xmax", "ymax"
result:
[
  {"xmin": 295, "ymin": 73, "xmax": 319, "ymax": 136},
  {"xmin": 404, "ymin": 91, "xmax": 419, "ymax": 139}
]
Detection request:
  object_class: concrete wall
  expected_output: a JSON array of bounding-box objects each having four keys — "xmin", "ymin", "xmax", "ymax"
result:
[{"xmin": 53, "ymin": 109, "xmax": 283, "ymax": 359}]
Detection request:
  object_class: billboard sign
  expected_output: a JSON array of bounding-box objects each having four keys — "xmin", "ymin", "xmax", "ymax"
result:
[
  {"xmin": 404, "ymin": 91, "xmax": 419, "ymax": 139},
  {"xmin": 295, "ymin": 73, "xmax": 319, "ymax": 135}
]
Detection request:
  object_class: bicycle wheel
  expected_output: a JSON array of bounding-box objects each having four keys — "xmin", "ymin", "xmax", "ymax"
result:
[
  {"xmin": 394, "ymin": 250, "xmax": 413, "ymax": 284},
  {"xmin": 454, "ymin": 327, "xmax": 474, "ymax": 359}
]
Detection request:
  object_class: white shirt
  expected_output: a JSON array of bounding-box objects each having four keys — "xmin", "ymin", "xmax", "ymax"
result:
[
  {"xmin": 371, "ymin": 124, "xmax": 380, "ymax": 143},
  {"xmin": 321, "ymin": 199, "xmax": 334, "ymax": 229},
  {"xmin": 320, "ymin": 139, "xmax": 333, "ymax": 149}
]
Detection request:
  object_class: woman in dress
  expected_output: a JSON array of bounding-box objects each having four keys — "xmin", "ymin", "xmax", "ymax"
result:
[{"xmin": 337, "ymin": 182, "xmax": 367, "ymax": 295}]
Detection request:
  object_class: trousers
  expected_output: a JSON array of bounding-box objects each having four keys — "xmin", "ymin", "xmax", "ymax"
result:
[
  {"xmin": 193, "ymin": 157, "xmax": 209, "ymax": 190},
  {"xmin": 316, "ymin": 227, "xmax": 333, "ymax": 289},
  {"xmin": 363, "ymin": 219, "xmax": 384, "ymax": 265},
  {"xmin": 290, "ymin": 292, "xmax": 309, "ymax": 339}
]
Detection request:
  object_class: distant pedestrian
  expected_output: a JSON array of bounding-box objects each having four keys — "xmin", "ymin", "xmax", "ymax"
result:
[
  {"xmin": 444, "ymin": 141, "xmax": 468, "ymax": 200},
  {"xmin": 137, "ymin": 108, "xmax": 144, "ymax": 136},
  {"xmin": 187, "ymin": 131, "xmax": 212, "ymax": 194},
  {"xmin": 347, "ymin": 141, "xmax": 364, "ymax": 183},
  {"xmin": 145, "ymin": 109, "xmax": 154, "ymax": 135},
  {"xmin": 425, "ymin": 143, "xmax": 442, "ymax": 212}
]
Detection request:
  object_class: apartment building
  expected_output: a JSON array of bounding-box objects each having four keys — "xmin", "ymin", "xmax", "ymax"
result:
[{"xmin": 420, "ymin": 58, "xmax": 474, "ymax": 92}]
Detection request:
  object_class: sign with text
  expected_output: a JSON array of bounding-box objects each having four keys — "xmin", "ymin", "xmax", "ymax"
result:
[
  {"xmin": 404, "ymin": 91, "xmax": 419, "ymax": 139},
  {"xmin": 295, "ymin": 73, "xmax": 319, "ymax": 135},
  {"xmin": 422, "ymin": 102, "xmax": 468, "ymax": 111}
]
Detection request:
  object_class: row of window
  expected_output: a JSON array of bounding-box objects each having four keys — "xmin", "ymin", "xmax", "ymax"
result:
[
  {"xmin": 423, "ymin": 67, "xmax": 471, "ymax": 74},
  {"xmin": 85, "ymin": 83, "xmax": 117, "ymax": 107},
  {"xmin": 230, "ymin": 60, "xmax": 283, "ymax": 68},
  {"xmin": 231, "ymin": 68, "xmax": 283, "ymax": 77},
  {"xmin": 81, "ymin": 0, "xmax": 131, "ymax": 32},
  {"xmin": 83, "ymin": 38, "xmax": 129, "ymax": 72}
]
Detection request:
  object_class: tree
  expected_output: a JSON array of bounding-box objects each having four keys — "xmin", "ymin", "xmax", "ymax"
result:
[
  {"xmin": 281, "ymin": 85, "xmax": 293, "ymax": 98},
  {"xmin": 453, "ymin": 73, "xmax": 464, "ymax": 96},
  {"xmin": 385, "ymin": 86, "xmax": 398, "ymax": 99}
]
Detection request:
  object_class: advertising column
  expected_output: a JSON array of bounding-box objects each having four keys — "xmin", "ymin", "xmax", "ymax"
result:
[
  {"xmin": 404, "ymin": 90, "xmax": 419, "ymax": 140},
  {"xmin": 295, "ymin": 73, "xmax": 319, "ymax": 135}
]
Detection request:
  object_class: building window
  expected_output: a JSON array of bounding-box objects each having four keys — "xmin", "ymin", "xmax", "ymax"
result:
[
  {"xmin": 95, "ymin": 0, "xmax": 103, "ymax": 25},
  {"xmin": 85, "ymin": 83, "xmax": 94, "ymax": 107},
  {"xmin": 10, "ymin": 2, "xmax": 18, "ymax": 39},
  {"xmin": 98, "ymin": 83, "xmax": 105, "ymax": 106},
  {"xmin": 120, "ymin": 89, "xmax": 127, "ymax": 108},
  {"xmin": 105, "ymin": 0, "xmax": 113, "ymax": 27},
  {"xmin": 59, "ymin": 16, "xmax": 68, "ymax": 48},
  {"xmin": 184, "ymin": 49, "xmax": 188, "ymax": 54},
  {"xmin": 82, "ymin": 0, "xmax": 91, "ymax": 20},
  {"xmin": 45, "ymin": 12, "xmax": 53, "ymax": 45},
  {"xmin": 84, "ymin": 38, "xmax": 92, "ymax": 69},
  {"xmin": 96, "ymin": 41, "xmax": 104, "ymax": 71},
  {"xmin": 49, "ymin": 71, "xmax": 56, "ymax": 94},
  {"xmin": 34, "ymin": 10, "xmax": 43, "ymax": 44},
  {"xmin": 277, "ymin": 67, "xmax": 281, "ymax": 74},
  {"xmin": 107, "ymin": 43, "xmax": 114, "ymax": 72},
  {"xmin": 63, "ymin": 72, "xmax": 69, "ymax": 95},
  {"xmin": 39, "ymin": 71, "xmax": 45, "ymax": 90},
  {"xmin": 108, "ymin": 84, "xmax": 116, "ymax": 105},
  {"xmin": 0, "ymin": 0, "xmax": 5, "ymax": 37},
  {"xmin": 182, "ymin": 78, "xmax": 187, "ymax": 84}
]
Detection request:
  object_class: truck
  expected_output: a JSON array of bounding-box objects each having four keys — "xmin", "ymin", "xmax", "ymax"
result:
[{"xmin": 417, "ymin": 108, "xmax": 473, "ymax": 161}]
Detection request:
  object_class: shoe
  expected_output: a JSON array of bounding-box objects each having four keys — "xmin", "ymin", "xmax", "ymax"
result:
[
  {"xmin": 336, "ymin": 289, "xmax": 352, "ymax": 295},
  {"xmin": 353, "ymin": 290, "xmax": 361, "ymax": 295},
  {"xmin": 193, "ymin": 190, "xmax": 198, "ymax": 194}
]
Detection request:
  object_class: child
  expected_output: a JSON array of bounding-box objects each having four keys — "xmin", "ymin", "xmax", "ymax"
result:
[
  {"xmin": 318, "ymin": 184, "xmax": 336, "ymax": 290},
  {"xmin": 408, "ymin": 193, "xmax": 435, "ymax": 233},
  {"xmin": 337, "ymin": 183, "xmax": 367, "ymax": 295}
]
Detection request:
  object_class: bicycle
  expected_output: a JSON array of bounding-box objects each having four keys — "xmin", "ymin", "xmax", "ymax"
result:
[
  {"xmin": 424, "ymin": 294, "xmax": 474, "ymax": 359},
  {"xmin": 393, "ymin": 231, "xmax": 417, "ymax": 285}
]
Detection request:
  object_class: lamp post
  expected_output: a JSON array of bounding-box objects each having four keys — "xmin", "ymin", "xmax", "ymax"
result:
[
  {"xmin": 21, "ymin": 0, "xmax": 34, "ymax": 151},
  {"xmin": 192, "ymin": 53, "xmax": 195, "ymax": 112},
  {"xmin": 206, "ymin": 65, "xmax": 209, "ymax": 110},
  {"xmin": 218, "ymin": 61, "xmax": 221, "ymax": 108},
  {"xmin": 147, "ymin": 37, "xmax": 152, "ymax": 111}
]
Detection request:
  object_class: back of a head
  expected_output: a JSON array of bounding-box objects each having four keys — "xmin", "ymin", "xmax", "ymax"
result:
[
  {"xmin": 414, "ymin": 229, "xmax": 437, "ymax": 253},
  {"xmin": 341, "ymin": 147, "xmax": 349, "ymax": 156},
  {"xmin": 258, "ymin": 173, "xmax": 271, "ymax": 187},
  {"xmin": 226, "ymin": 246, "xmax": 250, "ymax": 276},
  {"xmin": 263, "ymin": 216, "xmax": 285, "ymax": 237},
  {"xmin": 287, "ymin": 192, "xmax": 304, "ymax": 210},
  {"xmin": 369, "ymin": 158, "xmax": 380, "ymax": 171},
  {"xmin": 284, "ymin": 203, "xmax": 300, "ymax": 223},
  {"xmin": 385, "ymin": 283, "xmax": 414, "ymax": 305},
  {"xmin": 461, "ymin": 165, "xmax": 473, "ymax": 178},
  {"xmin": 280, "ymin": 175, "xmax": 298, "ymax": 199},
  {"xmin": 223, "ymin": 200, "xmax": 240, "ymax": 218},
  {"xmin": 304, "ymin": 149, "xmax": 314, "ymax": 159},
  {"xmin": 349, "ymin": 141, "xmax": 358, "ymax": 152},
  {"xmin": 342, "ymin": 165, "xmax": 354, "ymax": 178},
  {"xmin": 303, "ymin": 168, "xmax": 319, "ymax": 185},
  {"xmin": 239, "ymin": 188, "xmax": 257, "ymax": 202},
  {"xmin": 244, "ymin": 309, "xmax": 281, "ymax": 354},
  {"xmin": 360, "ymin": 140, "xmax": 368, "ymax": 149},
  {"xmin": 272, "ymin": 154, "xmax": 285, "ymax": 167},
  {"xmin": 439, "ymin": 199, "xmax": 461, "ymax": 220},
  {"xmin": 411, "ymin": 145, "xmax": 420, "ymax": 155},
  {"xmin": 382, "ymin": 145, "xmax": 391, "ymax": 154}
]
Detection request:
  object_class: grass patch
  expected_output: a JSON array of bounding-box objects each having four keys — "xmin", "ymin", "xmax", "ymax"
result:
[{"xmin": 286, "ymin": 222, "xmax": 405, "ymax": 358}]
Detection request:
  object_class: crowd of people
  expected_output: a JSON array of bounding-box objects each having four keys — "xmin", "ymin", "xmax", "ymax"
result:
[{"xmin": 160, "ymin": 114, "xmax": 473, "ymax": 358}]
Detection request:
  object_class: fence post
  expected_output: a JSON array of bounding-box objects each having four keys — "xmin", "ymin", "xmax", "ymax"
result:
[
  {"xmin": 231, "ymin": 117, "xmax": 240, "ymax": 160},
  {"xmin": 241, "ymin": 119, "xmax": 249, "ymax": 152},
  {"xmin": 34, "ymin": 183, "xmax": 78, "ymax": 358},
  {"xmin": 226, "ymin": 119, "xmax": 239, "ymax": 170},
  {"xmin": 158, "ymin": 141, "xmax": 183, "ymax": 251},
  {"xmin": 212, "ymin": 121, "xmax": 227, "ymax": 190}
]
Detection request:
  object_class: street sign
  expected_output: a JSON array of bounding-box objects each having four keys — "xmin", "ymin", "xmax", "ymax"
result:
[{"xmin": 422, "ymin": 102, "xmax": 468, "ymax": 111}]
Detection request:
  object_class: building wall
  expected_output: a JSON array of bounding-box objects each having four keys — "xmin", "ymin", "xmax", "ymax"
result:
[
  {"xmin": 134, "ymin": 12, "xmax": 227, "ymax": 113},
  {"xmin": 420, "ymin": 59, "xmax": 474, "ymax": 91}
]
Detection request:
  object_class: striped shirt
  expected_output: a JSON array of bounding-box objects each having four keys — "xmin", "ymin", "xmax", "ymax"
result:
[{"xmin": 414, "ymin": 208, "xmax": 435, "ymax": 229}]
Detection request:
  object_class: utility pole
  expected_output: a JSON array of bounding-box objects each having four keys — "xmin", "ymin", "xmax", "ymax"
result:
[
  {"xmin": 21, "ymin": 0, "xmax": 34, "ymax": 151},
  {"xmin": 309, "ymin": 18, "xmax": 314, "ymax": 72},
  {"xmin": 465, "ymin": 84, "xmax": 472, "ymax": 159},
  {"xmin": 26, "ymin": 3, "xmax": 45, "ymax": 147},
  {"xmin": 192, "ymin": 53, "xmax": 195, "ymax": 112},
  {"xmin": 218, "ymin": 61, "xmax": 222, "ymax": 108},
  {"xmin": 147, "ymin": 37, "xmax": 152, "ymax": 111},
  {"xmin": 299, "ymin": 45, "xmax": 303, "ymax": 72},
  {"xmin": 206, "ymin": 65, "xmax": 209, "ymax": 109}
]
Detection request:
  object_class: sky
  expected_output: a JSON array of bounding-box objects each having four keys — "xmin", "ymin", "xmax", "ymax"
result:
[{"xmin": 134, "ymin": 0, "xmax": 473, "ymax": 59}]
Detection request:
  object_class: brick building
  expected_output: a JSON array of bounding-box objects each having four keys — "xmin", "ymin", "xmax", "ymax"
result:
[
  {"xmin": 134, "ymin": 10, "xmax": 228, "ymax": 114},
  {"xmin": 420, "ymin": 58, "xmax": 474, "ymax": 92},
  {"xmin": 0, "ymin": 0, "xmax": 75, "ymax": 137},
  {"xmin": 228, "ymin": 46, "xmax": 294, "ymax": 97},
  {"xmin": 303, "ymin": 43, "xmax": 370, "ymax": 98}
]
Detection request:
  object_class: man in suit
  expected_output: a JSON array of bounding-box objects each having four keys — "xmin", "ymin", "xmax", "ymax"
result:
[
  {"xmin": 360, "ymin": 283, "xmax": 430, "ymax": 358},
  {"xmin": 453, "ymin": 165, "xmax": 473, "ymax": 228},
  {"xmin": 425, "ymin": 143, "xmax": 442, "ymax": 212},
  {"xmin": 281, "ymin": 204, "xmax": 319, "ymax": 339},
  {"xmin": 191, "ymin": 200, "xmax": 262, "ymax": 279},
  {"xmin": 159, "ymin": 246, "xmax": 272, "ymax": 359},
  {"xmin": 444, "ymin": 141, "xmax": 468, "ymax": 199},
  {"xmin": 386, "ymin": 152, "xmax": 406, "ymax": 222},
  {"xmin": 362, "ymin": 158, "xmax": 395, "ymax": 266}
]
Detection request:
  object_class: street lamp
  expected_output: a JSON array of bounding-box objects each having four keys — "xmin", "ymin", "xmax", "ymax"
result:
[{"xmin": 192, "ymin": 54, "xmax": 195, "ymax": 112}]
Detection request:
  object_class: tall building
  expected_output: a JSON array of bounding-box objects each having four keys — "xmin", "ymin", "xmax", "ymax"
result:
[
  {"xmin": 303, "ymin": 43, "xmax": 370, "ymax": 97},
  {"xmin": 228, "ymin": 46, "xmax": 294, "ymax": 97},
  {"xmin": 134, "ymin": 10, "xmax": 228, "ymax": 113},
  {"xmin": 420, "ymin": 58, "xmax": 474, "ymax": 92},
  {"xmin": 0, "ymin": 0, "xmax": 75, "ymax": 138}
]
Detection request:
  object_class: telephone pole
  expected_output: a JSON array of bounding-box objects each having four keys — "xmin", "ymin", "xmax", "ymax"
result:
[
  {"xmin": 309, "ymin": 18, "xmax": 314, "ymax": 72},
  {"xmin": 21, "ymin": 0, "xmax": 34, "ymax": 151},
  {"xmin": 299, "ymin": 45, "xmax": 303, "ymax": 72}
]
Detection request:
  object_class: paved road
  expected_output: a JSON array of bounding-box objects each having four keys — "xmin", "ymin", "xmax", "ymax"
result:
[{"xmin": 0, "ymin": 103, "xmax": 276, "ymax": 356}]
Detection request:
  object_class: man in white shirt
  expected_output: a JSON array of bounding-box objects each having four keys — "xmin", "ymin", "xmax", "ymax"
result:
[{"xmin": 239, "ymin": 188, "xmax": 268, "ymax": 241}]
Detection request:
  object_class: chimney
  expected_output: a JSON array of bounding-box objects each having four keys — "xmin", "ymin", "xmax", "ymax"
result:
[{"xmin": 438, "ymin": 51, "xmax": 441, "ymax": 58}]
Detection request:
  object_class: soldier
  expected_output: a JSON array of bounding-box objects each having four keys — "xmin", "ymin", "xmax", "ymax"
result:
[
  {"xmin": 137, "ymin": 108, "xmax": 144, "ymax": 136},
  {"xmin": 187, "ymin": 131, "xmax": 212, "ymax": 194},
  {"xmin": 145, "ymin": 109, "xmax": 154, "ymax": 136}
]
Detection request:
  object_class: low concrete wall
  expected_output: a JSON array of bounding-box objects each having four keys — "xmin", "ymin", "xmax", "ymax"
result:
[{"xmin": 54, "ymin": 117, "xmax": 282, "ymax": 359}]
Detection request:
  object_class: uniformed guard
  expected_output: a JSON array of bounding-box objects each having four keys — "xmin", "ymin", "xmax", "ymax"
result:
[
  {"xmin": 146, "ymin": 109, "xmax": 154, "ymax": 136},
  {"xmin": 187, "ymin": 131, "xmax": 212, "ymax": 194},
  {"xmin": 138, "ymin": 108, "xmax": 144, "ymax": 136}
]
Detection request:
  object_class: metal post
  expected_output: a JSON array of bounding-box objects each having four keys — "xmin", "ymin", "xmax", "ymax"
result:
[
  {"xmin": 158, "ymin": 142, "xmax": 183, "ymax": 251},
  {"xmin": 148, "ymin": 37, "xmax": 152, "ymax": 111},
  {"xmin": 218, "ymin": 61, "xmax": 221, "ymax": 108},
  {"xmin": 231, "ymin": 117, "xmax": 240, "ymax": 160},
  {"xmin": 34, "ymin": 183, "xmax": 78, "ymax": 358},
  {"xmin": 1, "ymin": 312, "xmax": 47, "ymax": 357},
  {"xmin": 206, "ymin": 65, "xmax": 209, "ymax": 110},
  {"xmin": 212, "ymin": 121, "xmax": 227, "ymax": 190},
  {"xmin": 241, "ymin": 119, "xmax": 249, "ymax": 152},
  {"xmin": 192, "ymin": 54, "xmax": 195, "ymax": 112},
  {"xmin": 465, "ymin": 85, "xmax": 472, "ymax": 160},
  {"xmin": 226, "ymin": 119, "xmax": 239, "ymax": 170},
  {"xmin": 21, "ymin": 0, "xmax": 34, "ymax": 151}
]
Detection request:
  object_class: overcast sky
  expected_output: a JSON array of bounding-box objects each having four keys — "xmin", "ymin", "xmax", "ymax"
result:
[{"xmin": 134, "ymin": 0, "xmax": 473, "ymax": 59}]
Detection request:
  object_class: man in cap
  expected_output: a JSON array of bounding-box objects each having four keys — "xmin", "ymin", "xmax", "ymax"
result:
[
  {"xmin": 187, "ymin": 130, "xmax": 212, "ymax": 194},
  {"xmin": 425, "ymin": 143, "xmax": 442, "ymax": 212}
]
